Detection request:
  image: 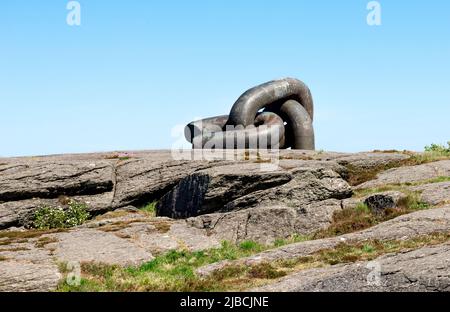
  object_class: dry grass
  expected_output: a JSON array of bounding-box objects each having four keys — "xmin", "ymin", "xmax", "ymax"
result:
[
  {"xmin": 345, "ymin": 148, "xmax": 450, "ymax": 186},
  {"xmin": 0, "ymin": 228, "xmax": 67, "ymax": 241},
  {"xmin": 97, "ymin": 219, "xmax": 151, "ymax": 232},
  {"xmin": 151, "ymin": 220, "xmax": 172, "ymax": 233},
  {"xmin": 0, "ymin": 240, "xmax": 13, "ymax": 246},
  {"xmin": 279, "ymin": 155, "xmax": 314, "ymax": 161},
  {"xmin": 353, "ymin": 176, "xmax": 450, "ymax": 200},
  {"xmin": 94, "ymin": 210, "xmax": 134, "ymax": 221},
  {"xmin": 104, "ymin": 153, "xmax": 132, "ymax": 161},
  {"xmin": 34, "ymin": 236, "xmax": 59, "ymax": 248},
  {"xmin": 0, "ymin": 247, "xmax": 30, "ymax": 252},
  {"xmin": 314, "ymin": 203, "xmax": 377, "ymax": 238},
  {"xmin": 57, "ymin": 232, "xmax": 450, "ymax": 292},
  {"xmin": 314, "ymin": 192, "xmax": 429, "ymax": 239}
]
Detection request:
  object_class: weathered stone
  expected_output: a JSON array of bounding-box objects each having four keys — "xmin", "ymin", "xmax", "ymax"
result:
[
  {"xmin": 196, "ymin": 206, "xmax": 450, "ymax": 277},
  {"xmin": 0, "ymin": 192, "xmax": 114, "ymax": 230},
  {"xmin": 0, "ymin": 207, "xmax": 228, "ymax": 292},
  {"xmin": 0, "ymin": 150, "xmax": 448, "ymax": 292},
  {"xmin": 0, "ymin": 260, "xmax": 61, "ymax": 292},
  {"xmin": 189, "ymin": 200, "xmax": 344, "ymax": 245},
  {"xmin": 154, "ymin": 160, "xmax": 352, "ymax": 244},
  {"xmin": 0, "ymin": 150, "xmax": 413, "ymax": 230},
  {"xmin": 45, "ymin": 229, "xmax": 153, "ymax": 266},
  {"xmin": 356, "ymin": 160, "xmax": 450, "ymax": 189},
  {"xmin": 0, "ymin": 160, "xmax": 114, "ymax": 202},
  {"xmin": 364, "ymin": 191, "xmax": 407, "ymax": 214},
  {"xmin": 252, "ymin": 242, "xmax": 450, "ymax": 292},
  {"xmin": 113, "ymin": 220, "xmax": 221, "ymax": 254},
  {"xmin": 411, "ymin": 182, "xmax": 450, "ymax": 206},
  {"xmin": 334, "ymin": 152, "xmax": 410, "ymax": 170},
  {"xmin": 158, "ymin": 162, "xmax": 352, "ymax": 219},
  {"xmin": 112, "ymin": 159, "xmax": 224, "ymax": 208}
]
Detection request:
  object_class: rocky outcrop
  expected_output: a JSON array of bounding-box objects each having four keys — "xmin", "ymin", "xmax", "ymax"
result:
[
  {"xmin": 196, "ymin": 206, "xmax": 450, "ymax": 277},
  {"xmin": 0, "ymin": 209, "xmax": 222, "ymax": 292},
  {"xmin": 187, "ymin": 200, "xmax": 344, "ymax": 245},
  {"xmin": 363, "ymin": 191, "xmax": 407, "ymax": 213},
  {"xmin": 0, "ymin": 260, "xmax": 61, "ymax": 292},
  {"xmin": 0, "ymin": 155, "xmax": 223, "ymax": 229},
  {"xmin": 0, "ymin": 150, "xmax": 411, "ymax": 230},
  {"xmin": 154, "ymin": 161, "xmax": 352, "ymax": 243},
  {"xmin": 356, "ymin": 160, "xmax": 450, "ymax": 189},
  {"xmin": 411, "ymin": 181, "xmax": 450, "ymax": 206},
  {"xmin": 0, "ymin": 160, "xmax": 114, "ymax": 202},
  {"xmin": 157, "ymin": 162, "xmax": 351, "ymax": 217},
  {"xmin": 252, "ymin": 242, "xmax": 450, "ymax": 292},
  {"xmin": 2, "ymin": 149, "xmax": 448, "ymax": 292}
]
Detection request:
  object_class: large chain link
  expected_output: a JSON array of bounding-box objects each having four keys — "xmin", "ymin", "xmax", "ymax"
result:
[{"xmin": 185, "ymin": 78, "xmax": 315, "ymax": 150}]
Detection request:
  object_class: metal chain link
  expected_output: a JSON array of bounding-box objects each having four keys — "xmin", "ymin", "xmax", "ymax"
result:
[{"xmin": 185, "ymin": 78, "xmax": 315, "ymax": 150}]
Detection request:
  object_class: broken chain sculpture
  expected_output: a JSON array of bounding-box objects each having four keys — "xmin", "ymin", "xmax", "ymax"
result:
[{"xmin": 185, "ymin": 78, "xmax": 315, "ymax": 150}]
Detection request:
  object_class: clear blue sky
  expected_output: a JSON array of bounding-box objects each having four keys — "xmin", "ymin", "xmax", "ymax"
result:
[{"xmin": 1, "ymin": 1, "xmax": 449, "ymax": 156}]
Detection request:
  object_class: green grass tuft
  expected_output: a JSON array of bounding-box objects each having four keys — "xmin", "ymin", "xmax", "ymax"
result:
[
  {"xmin": 314, "ymin": 192, "xmax": 429, "ymax": 239},
  {"xmin": 57, "ymin": 237, "xmax": 306, "ymax": 292},
  {"xmin": 140, "ymin": 201, "xmax": 158, "ymax": 216}
]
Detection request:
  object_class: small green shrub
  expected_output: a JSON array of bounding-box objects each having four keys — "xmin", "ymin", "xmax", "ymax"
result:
[
  {"xmin": 140, "ymin": 201, "xmax": 157, "ymax": 216},
  {"xmin": 33, "ymin": 201, "xmax": 90, "ymax": 230},
  {"xmin": 424, "ymin": 142, "xmax": 450, "ymax": 154},
  {"xmin": 239, "ymin": 240, "xmax": 264, "ymax": 252}
]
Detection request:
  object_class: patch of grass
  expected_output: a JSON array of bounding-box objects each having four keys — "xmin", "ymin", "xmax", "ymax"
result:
[
  {"xmin": 247, "ymin": 262, "xmax": 286, "ymax": 279},
  {"xmin": 58, "ymin": 232, "xmax": 450, "ymax": 292},
  {"xmin": 33, "ymin": 201, "xmax": 90, "ymax": 230},
  {"xmin": 151, "ymin": 220, "xmax": 172, "ymax": 233},
  {"xmin": 140, "ymin": 202, "xmax": 157, "ymax": 217},
  {"xmin": 402, "ymin": 143, "xmax": 450, "ymax": 166},
  {"xmin": 427, "ymin": 176, "xmax": 450, "ymax": 184},
  {"xmin": 239, "ymin": 240, "xmax": 264, "ymax": 252},
  {"xmin": 279, "ymin": 155, "xmax": 314, "ymax": 161},
  {"xmin": 425, "ymin": 142, "xmax": 450, "ymax": 154},
  {"xmin": 344, "ymin": 161, "xmax": 407, "ymax": 186},
  {"xmin": 314, "ymin": 203, "xmax": 376, "ymax": 238},
  {"xmin": 397, "ymin": 192, "xmax": 430, "ymax": 211},
  {"xmin": 314, "ymin": 194, "xmax": 429, "ymax": 239},
  {"xmin": 0, "ymin": 247, "xmax": 30, "ymax": 252},
  {"xmin": 291, "ymin": 232, "xmax": 450, "ymax": 268},
  {"xmin": 253, "ymin": 158, "xmax": 272, "ymax": 164},
  {"xmin": 372, "ymin": 150, "xmax": 402, "ymax": 154},
  {"xmin": 97, "ymin": 219, "xmax": 150, "ymax": 232},
  {"xmin": 353, "ymin": 176, "xmax": 450, "ymax": 199},
  {"xmin": 57, "ymin": 239, "xmax": 287, "ymax": 292},
  {"xmin": 0, "ymin": 228, "xmax": 67, "ymax": 241},
  {"xmin": 345, "ymin": 144, "xmax": 450, "ymax": 186},
  {"xmin": 0, "ymin": 240, "xmax": 13, "ymax": 246},
  {"xmin": 354, "ymin": 185, "xmax": 409, "ymax": 198},
  {"xmin": 104, "ymin": 153, "xmax": 132, "ymax": 161},
  {"xmin": 94, "ymin": 210, "xmax": 132, "ymax": 221},
  {"xmin": 273, "ymin": 234, "xmax": 312, "ymax": 247},
  {"xmin": 0, "ymin": 256, "xmax": 8, "ymax": 261}
]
